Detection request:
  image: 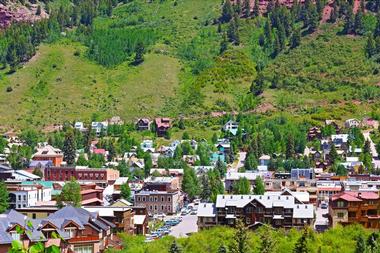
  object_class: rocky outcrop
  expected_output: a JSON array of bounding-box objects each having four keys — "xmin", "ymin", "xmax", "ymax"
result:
[{"xmin": 0, "ymin": 2, "xmax": 48, "ymax": 29}]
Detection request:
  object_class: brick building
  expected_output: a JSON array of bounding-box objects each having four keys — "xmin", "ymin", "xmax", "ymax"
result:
[{"xmin": 44, "ymin": 166, "xmax": 119, "ymax": 186}]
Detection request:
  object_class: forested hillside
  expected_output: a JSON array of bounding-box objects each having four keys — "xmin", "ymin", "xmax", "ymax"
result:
[{"xmin": 0, "ymin": 0, "xmax": 380, "ymax": 130}]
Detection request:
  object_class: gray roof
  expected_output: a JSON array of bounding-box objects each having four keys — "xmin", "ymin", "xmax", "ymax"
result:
[
  {"xmin": 0, "ymin": 206, "xmax": 114, "ymax": 245},
  {"xmin": 197, "ymin": 203, "xmax": 216, "ymax": 217}
]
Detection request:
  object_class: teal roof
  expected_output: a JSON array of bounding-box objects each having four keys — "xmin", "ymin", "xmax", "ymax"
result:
[{"xmin": 21, "ymin": 180, "xmax": 53, "ymax": 189}]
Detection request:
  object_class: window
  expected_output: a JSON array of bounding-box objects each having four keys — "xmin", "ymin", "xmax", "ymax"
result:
[
  {"xmin": 168, "ymin": 197, "xmax": 171, "ymax": 202},
  {"xmin": 10, "ymin": 232, "xmax": 20, "ymax": 241},
  {"xmin": 337, "ymin": 212, "xmax": 344, "ymax": 218},
  {"xmin": 65, "ymin": 229, "xmax": 76, "ymax": 238},
  {"xmin": 246, "ymin": 218, "xmax": 251, "ymax": 224},
  {"xmin": 73, "ymin": 245, "xmax": 93, "ymax": 253},
  {"xmin": 337, "ymin": 201, "xmax": 345, "ymax": 208},
  {"xmin": 32, "ymin": 213, "xmax": 36, "ymax": 219},
  {"xmin": 18, "ymin": 195, "xmax": 21, "ymax": 201}
]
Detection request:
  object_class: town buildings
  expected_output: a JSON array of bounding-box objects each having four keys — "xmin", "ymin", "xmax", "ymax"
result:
[
  {"xmin": 155, "ymin": 118, "xmax": 171, "ymax": 137},
  {"xmin": 44, "ymin": 166, "xmax": 119, "ymax": 186},
  {"xmin": 197, "ymin": 193, "xmax": 314, "ymax": 230},
  {"xmin": 0, "ymin": 206, "xmax": 119, "ymax": 253},
  {"xmin": 329, "ymin": 191, "xmax": 380, "ymax": 229},
  {"xmin": 31, "ymin": 145, "xmax": 63, "ymax": 167}
]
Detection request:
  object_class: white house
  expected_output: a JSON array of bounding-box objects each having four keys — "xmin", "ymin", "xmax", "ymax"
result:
[
  {"xmin": 223, "ymin": 120, "xmax": 239, "ymax": 136},
  {"xmin": 91, "ymin": 121, "xmax": 109, "ymax": 135},
  {"xmin": 344, "ymin": 118, "xmax": 360, "ymax": 128},
  {"xmin": 8, "ymin": 184, "xmax": 52, "ymax": 209}
]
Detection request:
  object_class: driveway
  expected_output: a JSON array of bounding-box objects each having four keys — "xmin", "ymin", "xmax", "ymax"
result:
[
  {"xmin": 169, "ymin": 214, "xmax": 198, "ymax": 238},
  {"xmin": 314, "ymin": 206, "xmax": 329, "ymax": 231},
  {"xmin": 363, "ymin": 131, "xmax": 378, "ymax": 158}
]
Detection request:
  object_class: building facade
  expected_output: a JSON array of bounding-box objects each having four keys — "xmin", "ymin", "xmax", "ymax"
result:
[
  {"xmin": 197, "ymin": 194, "xmax": 314, "ymax": 230},
  {"xmin": 329, "ymin": 191, "xmax": 380, "ymax": 229}
]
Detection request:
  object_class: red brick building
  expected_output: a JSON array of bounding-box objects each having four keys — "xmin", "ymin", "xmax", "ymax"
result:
[{"xmin": 44, "ymin": 166, "xmax": 119, "ymax": 186}]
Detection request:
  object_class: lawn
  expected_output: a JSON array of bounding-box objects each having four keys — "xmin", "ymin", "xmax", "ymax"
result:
[{"xmin": 0, "ymin": 41, "xmax": 180, "ymax": 130}]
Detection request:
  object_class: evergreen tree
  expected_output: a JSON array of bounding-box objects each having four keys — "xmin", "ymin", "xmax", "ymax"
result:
[
  {"xmin": 293, "ymin": 226, "xmax": 309, "ymax": 253},
  {"xmin": 343, "ymin": 8, "xmax": 355, "ymax": 34},
  {"xmin": 354, "ymin": 10, "xmax": 364, "ymax": 35},
  {"xmin": 133, "ymin": 42, "xmax": 145, "ymax": 65},
  {"xmin": 221, "ymin": 0, "xmax": 234, "ymax": 23},
  {"xmin": 259, "ymin": 228, "xmax": 276, "ymax": 253},
  {"xmin": 336, "ymin": 164, "xmax": 348, "ymax": 176},
  {"xmin": 230, "ymin": 219, "xmax": 249, "ymax": 253},
  {"xmin": 220, "ymin": 32, "xmax": 228, "ymax": 54},
  {"xmin": 253, "ymin": 0, "xmax": 260, "ymax": 17},
  {"xmin": 245, "ymin": 152, "xmax": 258, "ymax": 171},
  {"xmin": 200, "ymin": 174, "xmax": 211, "ymax": 201},
  {"xmin": 243, "ymin": 0, "xmax": 251, "ymax": 17},
  {"xmin": 182, "ymin": 166, "xmax": 200, "ymax": 199},
  {"xmin": 227, "ymin": 18, "xmax": 240, "ymax": 45},
  {"xmin": 57, "ymin": 178, "xmax": 81, "ymax": 207},
  {"xmin": 375, "ymin": 14, "xmax": 380, "ymax": 37},
  {"xmin": 329, "ymin": 2, "xmax": 338, "ymax": 23},
  {"xmin": 63, "ymin": 130, "xmax": 76, "ymax": 165},
  {"xmin": 277, "ymin": 22, "xmax": 286, "ymax": 50},
  {"xmin": 316, "ymin": 0, "xmax": 324, "ymax": 19},
  {"xmin": 366, "ymin": 34, "xmax": 376, "ymax": 58},
  {"xmin": 286, "ymin": 134, "xmax": 295, "ymax": 159},
  {"xmin": 273, "ymin": 32, "xmax": 281, "ymax": 57},
  {"xmin": 235, "ymin": 0, "xmax": 242, "ymax": 14},
  {"xmin": 253, "ymin": 176, "xmax": 265, "ymax": 195},
  {"xmin": 290, "ymin": 29, "xmax": 301, "ymax": 48},
  {"xmin": 329, "ymin": 144, "xmax": 339, "ymax": 163},
  {"xmin": 0, "ymin": 181, "xmax": 9, "ymax": 213},
  {"xmin": 364, "ymin": 139, "xmax": 371, "ymax": 154},
  {"xmin": 264, "ymin": 19, "xmax": 273, "ymax": 46},
  {"xmin": 170, "ymin": 240, "xmax": 182, "ymax": 253},
  {"xmin": 144, "ymin": 153, "xmax": 153, "ymax": 177},
  {"xmin": 355, "ymin": 234, "xmax": 367, "ymax": 253},
  {"xmin": 120, "ymin": 182, "xmax": 131, "ymax": 201},
  {"xmin": 250, "ymin": 71, "xmax": 265, "ymax": 96},
  {"xmin": 308, "ymin": 5, "xmax": 319, "ymax": 33},
  {"xmin": 232, "ymin": 177, "xmax": 251, "ymax": 194}
]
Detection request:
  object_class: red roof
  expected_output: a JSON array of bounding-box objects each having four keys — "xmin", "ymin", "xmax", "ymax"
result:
[
  {"xmin": 93, "ymin": 148, "xmax": 106, "ymax": 155},
  {"xmin": 155, "ymin": 118, "xmax": 171, "ymax": 129},
  {"xmin": 332, "ymin": 191, "xmax": 379, "ymax": 202}
]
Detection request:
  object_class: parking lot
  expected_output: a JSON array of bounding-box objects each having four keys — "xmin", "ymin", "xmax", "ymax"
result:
[{"xmin": 169, "ymin": 214, "xmax": 198, "ymax": 238}]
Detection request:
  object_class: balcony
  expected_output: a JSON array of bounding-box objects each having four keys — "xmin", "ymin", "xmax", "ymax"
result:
[{"xmin": 68, "ymin": 235, "xmax": 100, "ymax": 243}]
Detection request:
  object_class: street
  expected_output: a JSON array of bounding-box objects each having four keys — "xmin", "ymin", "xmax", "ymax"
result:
[
  {"xmin": 314, "ymin": 206, "xmax": 329, "ymax": 231},
  {"xmin": 362, "ymin": 131, "xmax": 378, "ymax": 158},
  {"xmin": 169, "ymin": 214, "xmax": 198, "ymax": 238}
]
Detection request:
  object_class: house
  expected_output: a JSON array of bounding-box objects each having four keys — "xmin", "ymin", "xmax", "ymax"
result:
[
  {"xmin": 290, "ymin": 168, "xmax": 314, "ymax": 180},
  {"xmin": 108, "ymin": 116, "xmax": 124, "ymax": 125},
  {"xmin": 155, "ymin": 118, "xmax": 171, "ymax": 137},
  {"xmin": 0, "ymin": 165, "xmax": 41, "ymax": 181},
  {"xmin": 91, "ymin": 121, "xmax": 108, "ymax": 136},
  {"xmin": 197, "ymin": 194, "xmax": 314, "ymax": 230},
  {"xmin": 0, "ymin": 206, "xmax": 118, "ymax": 253},
  {"xmin": 215, "ymin": 139, "xmax": 231, "ymax": 154},
  {"xmin": 329, "ymin": 191, "xmax": 380, "ymax": 229},
  {"xmin": 7, "ymin": 183, "xmax": 52, "ymax": 209},
  {"xmin": 259, "ymin": 155, "xmax": 270, "ymax": 166},
  {"xmin": 136, "ymin": 118, "xmax": 152, "ymax": 131},
  {"xmin": 182, "ymin": 155, "xmax": 200, "ymax": 165},
  {"xmin": 74, "ymin": 122, "xmax": 86, "ymax": 132},
  {"xmin": 325, "ymin": 120, "xmax": 340, "ymax": 133},
  {"xmin": 362, "ymin": 117, "xmax": 379, "ymax": 129},
  {"xmin": 307, "ymin": 127, "xmax": 322, "ymax": 141},
  {"xmin": 344, "ymin": 118, "xmax": 361, "ymax": 129},
  {"xmin": 140, "ymin": 140, "xmax": 154, "ymax": 153},
  {"xmin": 32, "ymin": 145, "xmax": 63, "ymax": 167},
  {"xmin": 331, "ymin": 134, "xmax": 349, "ymax": 150},
  {"xmin": 223, "ymin": 120, "xmax": 239, "ymax": 136}
]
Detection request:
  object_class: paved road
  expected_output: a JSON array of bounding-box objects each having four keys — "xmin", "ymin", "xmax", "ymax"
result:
[
  {"xmin": 169, "ymin": 214, "xmax": 198, "ymax": 238},
  {"xmin": 363, "ymin": 131, "xmax": 378, "ymax": 158},
  {"xmin": 228, "ymin": 152, "xmax": 246, "ymax": 173},
  {"xmin": 314, "ymin": 206, "xmax": 329, "ymax": 230}
]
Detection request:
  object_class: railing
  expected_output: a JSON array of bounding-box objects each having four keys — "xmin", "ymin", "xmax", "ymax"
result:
[{"xmin": 68, "ymin": 235, "xmax": 100, "ymax": 243}]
